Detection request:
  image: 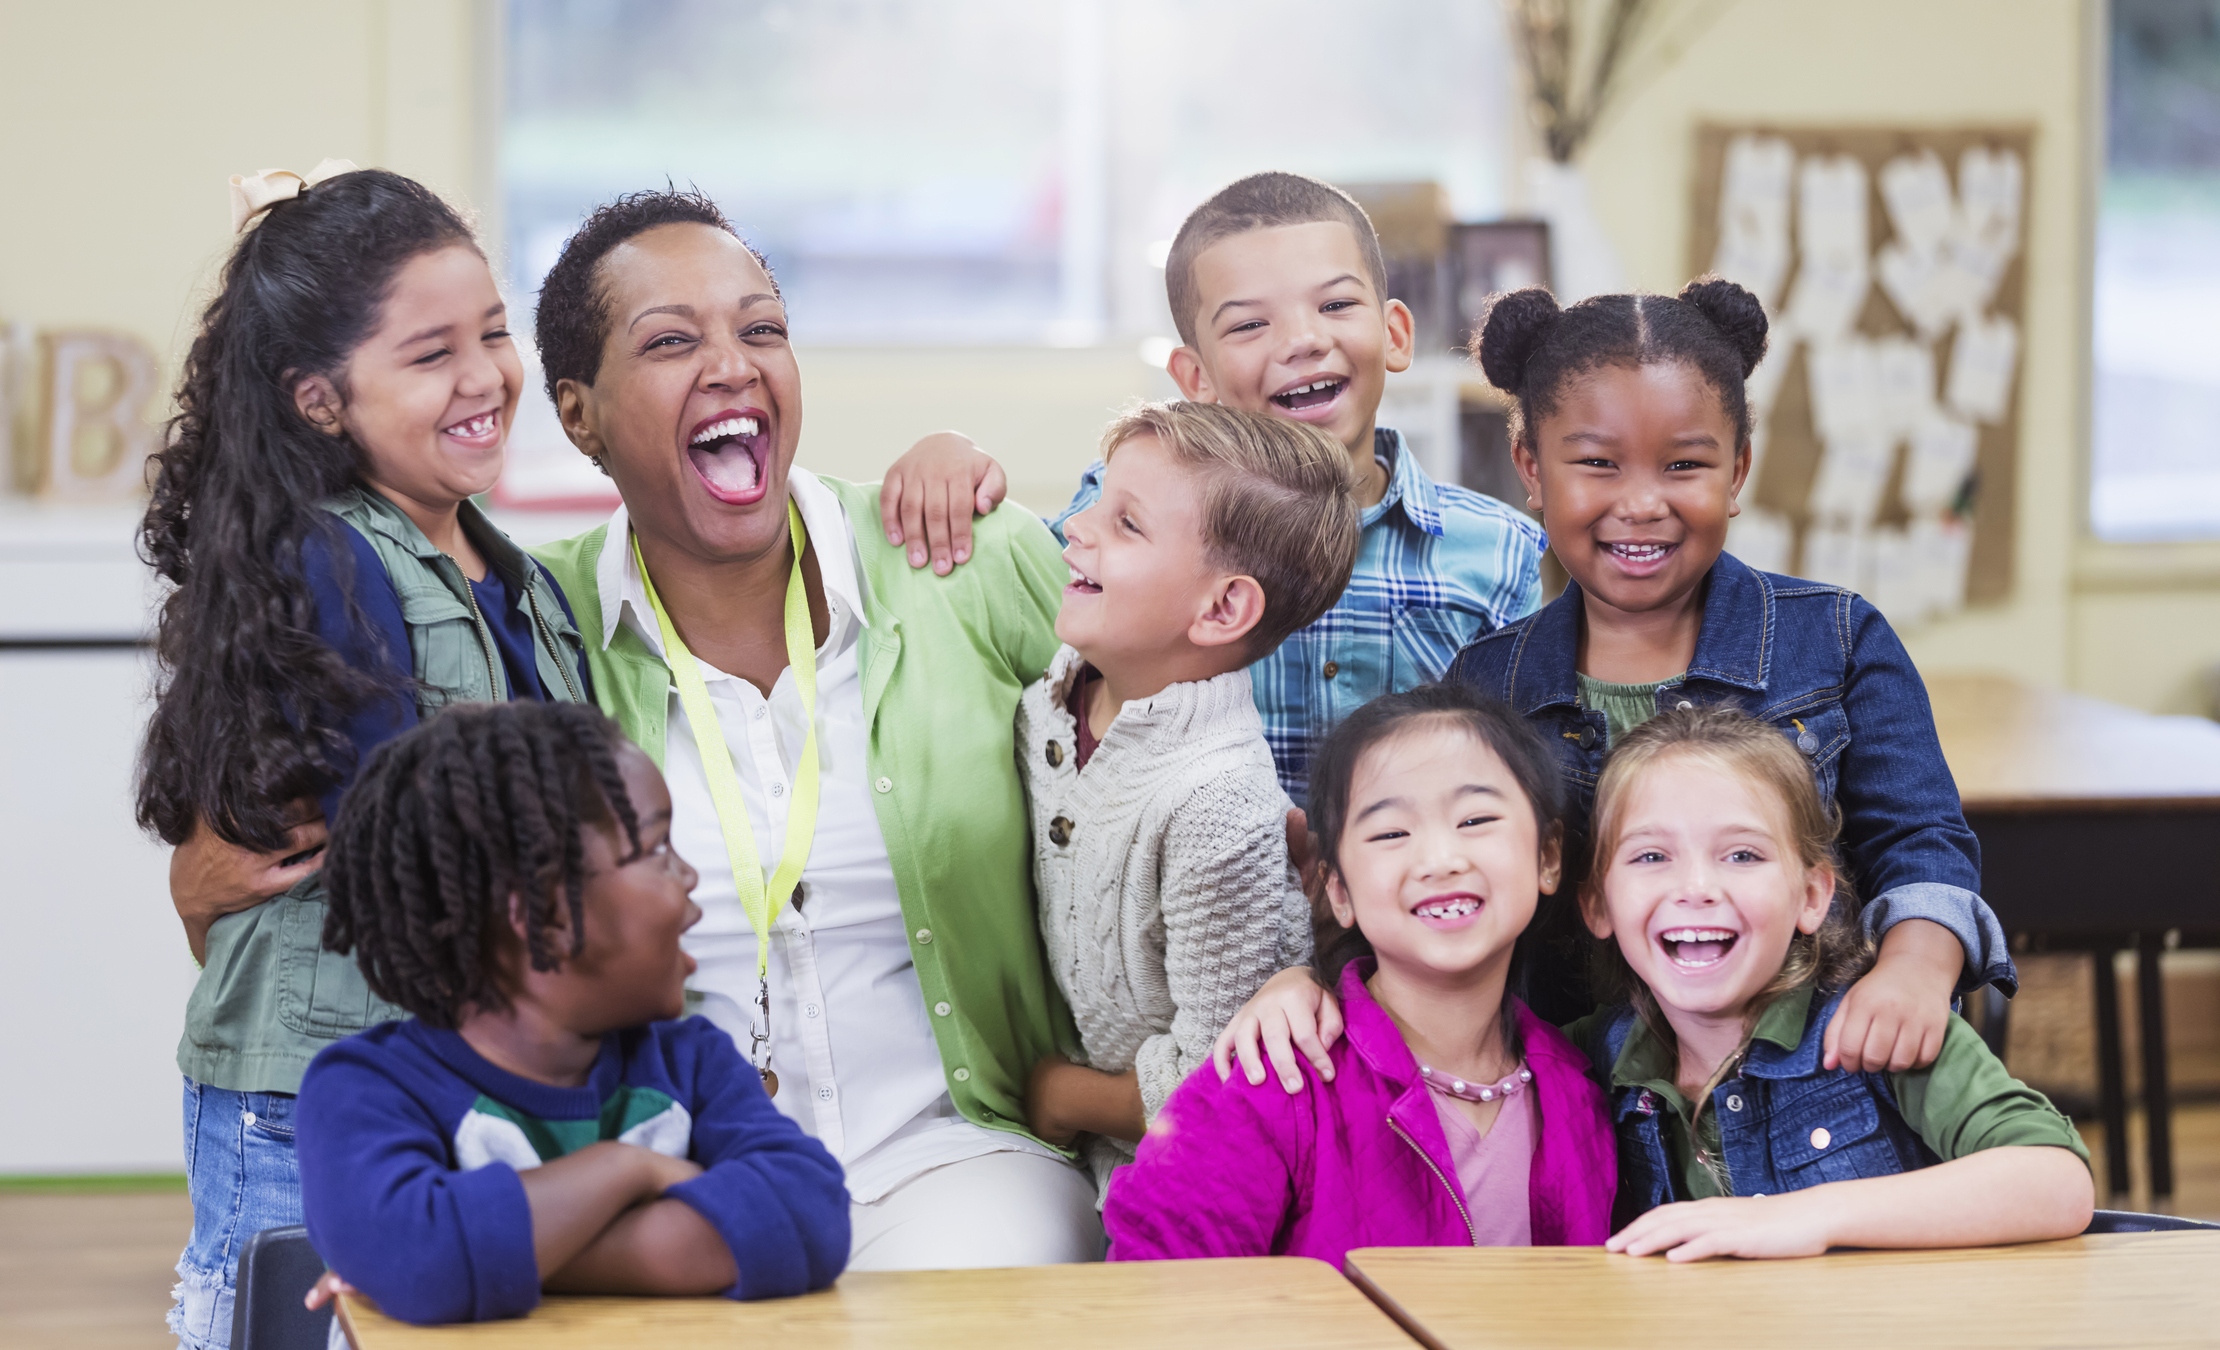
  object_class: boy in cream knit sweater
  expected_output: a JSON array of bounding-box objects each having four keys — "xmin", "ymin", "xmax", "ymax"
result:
[{"xmin": 1019, "ymin": 400, "xmax": 1360, "ymax": 1193}]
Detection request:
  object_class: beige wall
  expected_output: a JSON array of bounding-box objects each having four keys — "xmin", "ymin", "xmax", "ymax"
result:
[{"xmin": 1575, "ymin": 0, "xmax": 2219, "ymax": 714}]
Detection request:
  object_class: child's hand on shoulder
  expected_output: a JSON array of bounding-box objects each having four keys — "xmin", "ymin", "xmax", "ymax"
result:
[
  {"xmin": 1606, "ymin": 1192, "xmax": 1836, "ymax": 1262},
  {"xmin": 1826, "ymin": 918, "xmax": 1961, "ymax": 1073},
  {"xmin": 878, "ymin": 431, "xmax": 1006, "ymax": 575},
  {"xmin": 1211, "ymin": 966, "xmax": 1342, "ymax": 1093}
]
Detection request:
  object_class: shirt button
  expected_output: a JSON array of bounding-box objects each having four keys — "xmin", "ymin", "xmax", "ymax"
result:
[
  {"xmin": 804, "ymin": 1002, "xmax": 820, "ymax": 1019},
  {"xmin": 753, "ymin": 706, "xmax": 767, "ymax": 721},
  {"xmin": 1810, "ymin": 1126, "xmax": 1832, "ymax": 1150},
  {"xmin": 952, "ymin": 1067, "xmax": 971, "ymax": 1083},
  {"xmin": 875, "ymin": 776, "xmax": 893, "ymax": 794},
  {"xmin": 1797, "ymin": 731, "xmax": 1820, "ymax": 756},
  {"xmin": 915, "ymin": 928, "xmax": 933, "ymax": 945},
  {"xmin": 934, "ymin": 1001, "xmax": 952, "ymax": 1017},
  {"xmin": 1323, "ymin": 660, "xmax": 1340, "ymax": 679},
  {"xmin": 770, "ymin": 781, "xmax": 785, "ymax": 798},
  {"xmin": 1726, "ymin": 1094, "xmax": 1743, "ymax": 1112},
  {"xmin": 816, "ymin": 1084, "xmax": 835, "ymax": 1102}
]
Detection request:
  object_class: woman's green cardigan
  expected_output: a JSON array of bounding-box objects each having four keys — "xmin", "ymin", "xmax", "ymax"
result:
[{"xmin": 530, "ymin": 476, "xmax": 1079, "ymax": 1152}]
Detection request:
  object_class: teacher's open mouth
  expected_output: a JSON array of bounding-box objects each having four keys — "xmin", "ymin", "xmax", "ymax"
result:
[{"xmin": 685, "ymin": 409, "xmax": 772, "ymax": 504}]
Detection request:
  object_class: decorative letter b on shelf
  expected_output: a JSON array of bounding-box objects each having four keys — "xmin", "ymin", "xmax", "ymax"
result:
[{"xmin": 33, "ymin": 331, "xmax": 159, "ymax": 501}]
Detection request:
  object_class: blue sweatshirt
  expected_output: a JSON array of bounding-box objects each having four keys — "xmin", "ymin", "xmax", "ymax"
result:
[{"xmin": 296, "ymin": 1016, "xmax": 849, "ymax": 1324}]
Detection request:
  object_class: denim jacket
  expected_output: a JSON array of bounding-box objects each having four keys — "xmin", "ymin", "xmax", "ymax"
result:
[
  {"xmin": 1593, "ymin": 991, "xmax": 1939, "ymax": 1226},
  {"xmin": 1447, "ymin": 551, "xmax": 2013, "ymax": 995}
]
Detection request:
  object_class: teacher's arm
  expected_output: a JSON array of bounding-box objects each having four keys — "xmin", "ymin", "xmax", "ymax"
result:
[{"xmin": 989, "ymin": 509, "xmax": 1072, "ymax": 684}]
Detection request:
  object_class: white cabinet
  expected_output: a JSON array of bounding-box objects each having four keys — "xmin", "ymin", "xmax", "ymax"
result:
[{"xmin": 0, "ymin": 503, "xmax": 188, "ymax": 1173}]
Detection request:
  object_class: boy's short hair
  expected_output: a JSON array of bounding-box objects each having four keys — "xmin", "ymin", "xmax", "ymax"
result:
[
  {"xmin": 1101, "ymin": 401, "xmax": 1360, "ymax": 656},
  {"xmin": 1164, "ymin": 172, "xmax": 1390, "ymax": 347}
]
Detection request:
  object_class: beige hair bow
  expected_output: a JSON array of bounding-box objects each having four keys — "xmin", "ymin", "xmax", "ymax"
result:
[{"xmin": 228, "ymin": 158, "xmax": 360, "ymax": 234}]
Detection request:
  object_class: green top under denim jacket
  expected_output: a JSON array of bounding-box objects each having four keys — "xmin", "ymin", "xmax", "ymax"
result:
[
  {"xmin": 529, "ymin": 475, "xmax": 1081, "ymax": 1154},
  {"xmin": 177, "ymin": 488, "xmax": 588, "ymax": 1094}
]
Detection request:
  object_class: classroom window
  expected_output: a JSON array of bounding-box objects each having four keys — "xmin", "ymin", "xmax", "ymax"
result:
[
  {"xmin": 499, "ymin": 0, "xmax": 1516, "ymax": 347},
  {"xmin": 2092, "ymin": 0, "xmax": 2220, "ymax": 540}
]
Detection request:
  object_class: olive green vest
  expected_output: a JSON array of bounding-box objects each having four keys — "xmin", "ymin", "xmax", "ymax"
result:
[{"xmin": 177, "ymin": 489, "xmax": 585, "ymax": 1094}]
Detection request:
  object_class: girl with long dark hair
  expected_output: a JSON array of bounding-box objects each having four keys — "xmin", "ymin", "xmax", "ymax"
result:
[{"xmin": 138, "ymin": 164, "xmax": 589, "ymax": 1350}]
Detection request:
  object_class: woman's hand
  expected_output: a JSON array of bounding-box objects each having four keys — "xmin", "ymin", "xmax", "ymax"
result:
[
  {"xmin": 1606, "ymin": 1192, "xmax": 1836, "ymax": 1262},
  {"xmin": 171, "ymin": 806, "xmax": 329, "ymax": 965},
  {"xmin": 877, "ymin": 431, "xmax": 1007, "ymax": 575},
  {"xmin": 1025, "ymin": 1054, "xmax": 1146, "ymax": 1145},
  {"xmin": 303, "ymin": 1271, "xmax": 358, "ymax": 1311},
  {"xmin": 1826, "ymin": 918, "xmax": 1959, "ymax": 1073},
  {"xmin": 1210, "ymin": 966, "xmax": 1342, "ymax": 1093}
]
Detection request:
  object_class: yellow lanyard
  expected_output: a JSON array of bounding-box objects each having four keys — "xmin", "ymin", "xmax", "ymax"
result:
[{"xmin": 631, "ymin": 501, "xmax": 819, "ymax": 1090}]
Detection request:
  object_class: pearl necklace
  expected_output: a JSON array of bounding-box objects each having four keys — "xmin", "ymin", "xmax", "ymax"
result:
[{"xmin": 1418, "ymin": 1061, "xmax": 1532, "ymax": 1104}]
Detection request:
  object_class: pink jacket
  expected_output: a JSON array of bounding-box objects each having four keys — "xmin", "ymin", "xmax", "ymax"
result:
[{"xmin": 1103, "ymin": 960, "xmax": 1616, "ymax": 1266}]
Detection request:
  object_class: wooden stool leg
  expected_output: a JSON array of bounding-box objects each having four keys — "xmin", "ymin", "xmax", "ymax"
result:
[
  {"xmin": 2091, "ymin": 946, "xmax": 2131, "ymax": 1200},
  {"xmin": 2136, "ymin": 936, "xmax": 2174, "ymax": 1201}
]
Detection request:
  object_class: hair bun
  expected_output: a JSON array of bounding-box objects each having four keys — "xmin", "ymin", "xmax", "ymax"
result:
[
  {"xmin": 1475, "ymin": 288, "xmax": 1564, "ymax": 397},
  {"xmin": 1677, "ymin": 276, "xmax": 1769, "ymax": 379}
]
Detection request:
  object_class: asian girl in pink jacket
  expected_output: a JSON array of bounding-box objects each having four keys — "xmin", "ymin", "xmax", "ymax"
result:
[{"xmin": 1104, "ymin": 686, "xmax": 1615, "ymax": 1265}]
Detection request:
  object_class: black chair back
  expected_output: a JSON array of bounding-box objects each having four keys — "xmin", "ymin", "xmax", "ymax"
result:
[
  {"xmin": 2084, "ymin": 1209, "xmax": 2220, "ymax": 1233},
  {"xmin": 229, "ymin": 1225, "xmax": 334, "ymax": 1350}
]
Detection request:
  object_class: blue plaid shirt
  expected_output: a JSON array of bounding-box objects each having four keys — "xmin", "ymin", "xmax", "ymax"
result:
[{"xmin": 1049, "ymin": 428, "xmax": 1546, "ymax": 805}]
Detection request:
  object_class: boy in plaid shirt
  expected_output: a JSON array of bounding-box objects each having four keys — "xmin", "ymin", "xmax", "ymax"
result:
[{"xmin": 883, "ymin": 172, "xmax": 1543, "ymax": 804}]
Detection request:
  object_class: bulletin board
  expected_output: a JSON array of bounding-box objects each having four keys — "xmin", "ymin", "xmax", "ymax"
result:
[{"xmin": 1688, "ymin": 124, "xmax": 2034, "ymax": 614}]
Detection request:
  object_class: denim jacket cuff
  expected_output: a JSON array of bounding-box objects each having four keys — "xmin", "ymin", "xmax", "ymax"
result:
[{"xmin": 1860, "ymin": 881, "xmax": 2019, "ymax": 997}]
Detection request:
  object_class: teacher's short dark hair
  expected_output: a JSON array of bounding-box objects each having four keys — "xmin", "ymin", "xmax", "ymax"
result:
[{"xmin": 533, "ymin": 186, "xmax": 779, "ymax": 409}]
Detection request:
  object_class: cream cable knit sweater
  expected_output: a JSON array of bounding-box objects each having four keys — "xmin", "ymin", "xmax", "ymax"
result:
[{"xmin": 1018, "ymin": 645, "xmax": 1312, "ymax": 1193}]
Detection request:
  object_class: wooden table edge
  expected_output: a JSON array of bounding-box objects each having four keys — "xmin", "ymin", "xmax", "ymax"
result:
[{"xmin": 1342, "ymin": 1257, "xmax": 1448, "ymax": 1350}]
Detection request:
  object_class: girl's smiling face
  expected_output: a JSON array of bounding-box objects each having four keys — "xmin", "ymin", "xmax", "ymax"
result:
[
  {"xmin": 1585, "ymin": 751, "xmax": 1835, "ymax": 1026},
  {"xmin": 1326, "ymin": 720, "xmax": 1559, "ymax": 988},
  {"xmin": 315, "ymin": 244, "xmax": 521, "ymax": 510},
  {"xmin": 1513, "ymin": 360, "xmax": 1749, "ymax": 621}
]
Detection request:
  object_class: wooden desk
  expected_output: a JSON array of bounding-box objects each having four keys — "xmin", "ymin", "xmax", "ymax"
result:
[
  {"xmin": 1345, "ymin": 1233, "xmax": 2220, "ymax": 1349},
  {"xmin": 336, "ymin": 1257, "xmax": 1418, "ymax": 1349},
  {"xmin": 1929, "ymin": 674, "xmax": 2220, "ymax": 1200}
]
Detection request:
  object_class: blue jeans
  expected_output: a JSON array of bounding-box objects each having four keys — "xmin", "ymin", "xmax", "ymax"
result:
[{"xmin": 170, "ymin": 1077, "xmax": 303, "ymax": 1350}]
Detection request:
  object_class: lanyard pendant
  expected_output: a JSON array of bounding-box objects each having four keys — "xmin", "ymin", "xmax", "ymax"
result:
[{"xmin": 749, "ymin": 974, "xmax": 778, "ymax": 1098}]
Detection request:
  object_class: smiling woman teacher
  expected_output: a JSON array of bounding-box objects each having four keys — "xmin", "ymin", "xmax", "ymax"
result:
[{"xmin": 525, "ymin": 189, "xmax": 1100, "ymax": 1269}]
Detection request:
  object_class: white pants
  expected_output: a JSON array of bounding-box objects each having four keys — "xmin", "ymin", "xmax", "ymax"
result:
[{"xmin": 847, "ymin": 1150, "xmax": 1105, "ymax": 1271}]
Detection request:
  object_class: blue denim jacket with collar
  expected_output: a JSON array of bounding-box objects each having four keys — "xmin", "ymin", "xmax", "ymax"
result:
[
  {"xmin": 1447, "ymin": 549, "xmax": 2014, "ymax": 995},
  {"xmin": 1594, "ymin": 991, "xmax": 1940, "ymax": 1225}
]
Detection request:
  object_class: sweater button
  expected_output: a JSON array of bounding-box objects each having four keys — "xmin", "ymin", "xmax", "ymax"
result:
[
  {"xmin": 1323, "ymin": 660, "xmax": 1340, "ymax": 679},
  {"xmin": 875, "ymin": 776, "xmax": 893, "ymax": 793},
  {"xmin": 953, "ymin": 1067, "xmax": 971, "ymax": 1083},
  {"xmin": 1046, "ymin": 741, "xmax": 1064, "ymax": 768},
  {"xmin": 1049, "ymin": 815, "xmax": 1073, "ymax": 847}
]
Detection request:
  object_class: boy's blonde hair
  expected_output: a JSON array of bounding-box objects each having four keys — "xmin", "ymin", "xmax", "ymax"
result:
[
  {"xmin": 1100, "ymin": 400, "xmax": 1360, "ymax": 658},
  {"xmin": 1583, "ymin": 709, "xmax": 1873, "ymax": 1053},
  {"xmin": 1165, "ymin": 172, "xmax": 1389, "ymax": 347}
]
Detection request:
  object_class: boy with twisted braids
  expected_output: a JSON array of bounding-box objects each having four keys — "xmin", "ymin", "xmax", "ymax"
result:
[{"xmin": 294, "ymin": 703, "xmax": 848, "ymax": 1325}]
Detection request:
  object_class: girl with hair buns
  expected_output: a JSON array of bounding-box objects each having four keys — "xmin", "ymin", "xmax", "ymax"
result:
[
  {"xmin": 142, "ymin": 165, "xmax": 591, "ymax": 1348},
  {"xmin": 1215, "ymin": 278, "xmax": 2010, "ymax": 1120}
]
